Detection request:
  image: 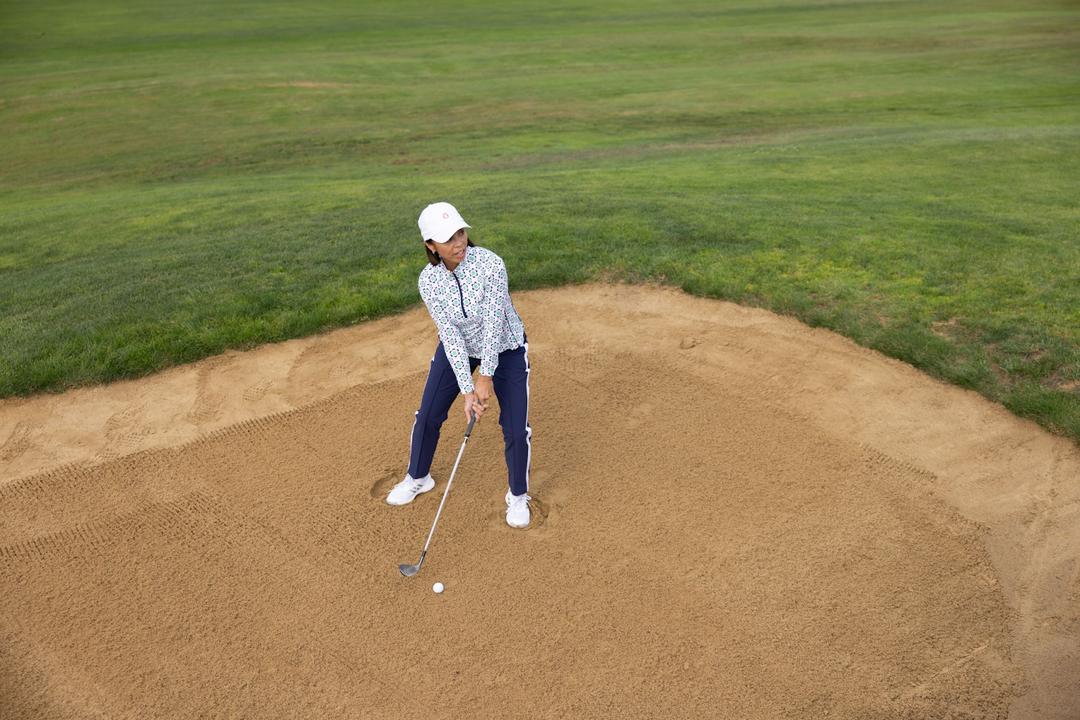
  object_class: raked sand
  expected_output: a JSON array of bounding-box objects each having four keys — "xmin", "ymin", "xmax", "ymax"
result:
[{"xmin": 1, "ymin": 284, "xmax": 1077, "ymax": 718}]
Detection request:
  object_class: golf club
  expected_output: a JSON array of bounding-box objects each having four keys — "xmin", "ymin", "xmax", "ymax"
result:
[{"xmin": 399, "ymin": 413, "xmax": 477, "ymax": 577}]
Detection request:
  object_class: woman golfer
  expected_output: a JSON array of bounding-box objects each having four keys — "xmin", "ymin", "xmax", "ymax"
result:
[{"xmin": 386, "ymin": 202, "xmax": 533, "ymax": 528}]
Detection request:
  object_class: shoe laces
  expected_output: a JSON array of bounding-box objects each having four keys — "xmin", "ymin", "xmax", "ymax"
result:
[
  {"xmin": 506, "ymin": 493, "xmax": 531, "ymax": 515},
  {"xmin": 396, "ymin": 477, "xmax": 424, "ymax": 492}
]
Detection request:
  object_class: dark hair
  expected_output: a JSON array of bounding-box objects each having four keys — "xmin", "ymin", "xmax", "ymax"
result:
[{"xmin": 426, "ymin": 238, "xmax": 475, "ymax": 266}]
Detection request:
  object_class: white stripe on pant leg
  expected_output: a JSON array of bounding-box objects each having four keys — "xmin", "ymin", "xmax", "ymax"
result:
[
  {"xmin": 524, "ymin": 341, "xmax": 531, "ymax": 493},
  {"xmin": 406, "ymin": 410, "xmax": 420, "ymax": 479}
]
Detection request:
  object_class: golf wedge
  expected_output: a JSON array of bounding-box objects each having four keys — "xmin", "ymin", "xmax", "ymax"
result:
[{"xmin": 399, "ymin": 414, "xmax": 476, "ymax": 577}]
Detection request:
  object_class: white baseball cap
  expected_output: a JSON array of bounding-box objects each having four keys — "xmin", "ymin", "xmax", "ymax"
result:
[{"xmin": 418, "ymin": 202, "xmax": 471, "ymax": 244}]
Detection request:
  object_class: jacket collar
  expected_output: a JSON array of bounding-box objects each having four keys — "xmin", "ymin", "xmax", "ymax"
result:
[{"xmin": 438, "ymin": 246, "xmax": 473, "ymax": 274}]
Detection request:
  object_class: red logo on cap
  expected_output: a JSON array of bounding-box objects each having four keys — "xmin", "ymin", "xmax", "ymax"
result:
[{"xmin": 442, "ymin": 213, "xmax": 449, "ymax": 219}]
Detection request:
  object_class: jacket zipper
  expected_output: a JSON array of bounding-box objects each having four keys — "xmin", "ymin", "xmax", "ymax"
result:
[{"xmin": 451, "ymin": 271, "xmax": 468, "ymax": 318}]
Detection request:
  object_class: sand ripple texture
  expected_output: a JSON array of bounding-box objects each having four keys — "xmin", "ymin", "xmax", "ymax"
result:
[{"xmin": 1, "ymin": 284, "xmax": 1077, "ymax": 719}]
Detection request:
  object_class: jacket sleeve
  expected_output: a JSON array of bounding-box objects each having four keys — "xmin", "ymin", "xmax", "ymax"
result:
[
  {"xmin": 420, "ymin": 278, "xmax": 475, "ymax": 394},
  {"xmin": 478, "ymin": 256, "xmax": 509, "ymax": 377}
]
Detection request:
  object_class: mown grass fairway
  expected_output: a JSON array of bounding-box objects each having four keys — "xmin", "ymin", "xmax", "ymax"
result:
[{"xmin": 2, "ymin": 0, "xmax": 1078, "ymax": 440}]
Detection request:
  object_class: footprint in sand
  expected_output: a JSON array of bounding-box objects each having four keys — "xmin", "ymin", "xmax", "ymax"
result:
[
  {"xmin": 242, "ymin": 379, "xmax": 277, "ymax": 403},
  {"xmin": 95, "ymin": 429, "xmax": 153, "ymax": 463},
  {"xmin": 189, "ymin": 395, "xmax": 224, "ymax": 424},
  {"xmin": 188, "ymin": 359, "xmax": 231, "ymax": 424},
  {"xmin": 0, "ymin": 422, "xmax": 38, "ymax": 462},
  {"xmin": 104, "ymin": 403, "xmax": 144, "ymax": 431},
  {"xmin": 328, "ymin": 364, "xmax": 352, "ymax": 381},
  {"xmin": 94, "ymin": 405, "xmax": 154, "ymax": 463},
  {"xmin": 369, "ymin": 470, "xmax": 404, "ymax": 502}
]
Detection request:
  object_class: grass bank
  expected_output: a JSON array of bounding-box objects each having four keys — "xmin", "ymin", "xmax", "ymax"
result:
[{"xmin": 2, "ymin": 0, "xmax": 1078, "ymax": 441}]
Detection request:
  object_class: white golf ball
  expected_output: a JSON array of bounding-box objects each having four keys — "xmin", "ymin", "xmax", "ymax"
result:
[{"xmin": 433, "ymin": 582, "xmax": 444, "ymax": 594}]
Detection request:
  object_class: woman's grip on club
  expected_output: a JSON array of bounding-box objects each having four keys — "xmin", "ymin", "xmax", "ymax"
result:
[{"xmin": 465, "ymin": 413, "xmax": 477, "ymax": 438}]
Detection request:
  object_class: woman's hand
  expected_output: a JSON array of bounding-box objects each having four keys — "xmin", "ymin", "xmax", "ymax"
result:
[
  {"xmin": 463, "ymin": 389, "xmax": 490, "ymax": 423},
  {"xmin": 474, "ymin": 374, "xmax": 494, "ymax": 408}
]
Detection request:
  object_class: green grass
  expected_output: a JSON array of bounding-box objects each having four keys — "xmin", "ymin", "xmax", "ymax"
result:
[{"xmin": 2, "ymin": 0, "xmax": 1078, "ymax": 442}]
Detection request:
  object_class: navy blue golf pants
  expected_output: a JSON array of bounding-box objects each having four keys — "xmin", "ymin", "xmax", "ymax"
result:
[{"xmin": 407, "ymin": 340, "xmax": 531, "ymax": 496}]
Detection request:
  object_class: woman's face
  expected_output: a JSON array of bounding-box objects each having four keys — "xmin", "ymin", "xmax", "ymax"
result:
[{"xmin": 425, "ymin": 228, "xmax": 468, "ymax": 267}]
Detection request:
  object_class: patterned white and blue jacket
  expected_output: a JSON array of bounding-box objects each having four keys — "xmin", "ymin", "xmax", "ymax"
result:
[{"xmin": 418, "ymin": 246, "xmax": 526, "ymax": 394}]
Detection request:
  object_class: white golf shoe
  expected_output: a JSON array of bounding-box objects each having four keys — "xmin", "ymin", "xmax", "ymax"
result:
[
  {"xmin": 505, "ymin": 490, "xmax": 531, "ymax": 528},
  {"xmin": 387, "ymin": 474, "xmax": 435, "ymax": 505}
]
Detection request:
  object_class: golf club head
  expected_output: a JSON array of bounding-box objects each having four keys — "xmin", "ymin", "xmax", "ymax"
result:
[{"xmin": 399, "ymin": 563, "xmax": 419, "ymax": 577}]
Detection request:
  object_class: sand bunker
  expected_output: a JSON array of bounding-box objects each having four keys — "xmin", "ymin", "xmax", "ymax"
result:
[{"xmin": 1, "ymin": 284, "xmax": 1077, "ymax": 718}]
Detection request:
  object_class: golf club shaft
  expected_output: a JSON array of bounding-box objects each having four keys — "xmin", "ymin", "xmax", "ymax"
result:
[{"xmin": 417, "ymin": 414, "xmax": 476, "ymax": 557}]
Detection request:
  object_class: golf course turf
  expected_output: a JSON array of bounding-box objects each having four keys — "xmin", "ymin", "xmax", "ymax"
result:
[{"xmin": 1, "ymin": 0, "xmax": 1078, "ymax": 442}]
